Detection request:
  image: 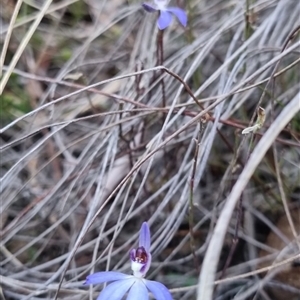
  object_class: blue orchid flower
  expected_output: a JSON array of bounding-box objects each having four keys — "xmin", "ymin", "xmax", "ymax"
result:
[
  {"xmin": 84, "ymin": 222, "xmax": 173, "ymax": 300},
  {"xmin": 142, "ymin": 0, "xmax": 187, "ymax": 30}
]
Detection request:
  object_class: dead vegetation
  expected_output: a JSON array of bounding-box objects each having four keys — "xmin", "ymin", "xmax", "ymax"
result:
[{"xmin": 1, "ymin": 0, "xmax": 300, "ymax": 299}]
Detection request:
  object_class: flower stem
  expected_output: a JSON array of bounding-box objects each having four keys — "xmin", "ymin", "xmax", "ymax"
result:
[{"xmin": 157, "ymin": 29, "xmax": 166, "ymax": 107}]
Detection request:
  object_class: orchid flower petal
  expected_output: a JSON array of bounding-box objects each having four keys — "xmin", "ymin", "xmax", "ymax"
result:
[
  {"xmin": 84, "ymin": 271, "xmax": 129, "ymax": 285},
  {"xmin": 96, "ymin": 278, "xmax": 136, "ymax": 300},
  {"xmin": 142, "ymin": 3, "xmax": 157, "ymax": 13},
  {"xmin": 139, "ymin": 222, "xmax": 151, "ymax": 252},
  {"xmin": 157, "ymin": 10, "xmax": 173, "ymax": 30},
  {"xmin": 167, "ymin": 7, "xmax": 187, "ymax": 27},
  {"xmin": 127, "ymin": 280, "xmax": 149, "ymax": 300},
  {"xmin": 143, "ymin": 252, "xmax": 152, "ymax": 275},
  {"xmin": 154, "ymin": 0, "xmax": 169, "ymax": 10},
  {"xmin": 130, "ymin": 248, "xmax": 136, "ymax": 261},
  {"xmin": 145, "ymin": 280, "xmax": 173, "ymax": 300}
]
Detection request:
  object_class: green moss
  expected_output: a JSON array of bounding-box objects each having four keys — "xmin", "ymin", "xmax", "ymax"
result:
[
  {"xmin": 291, "ymin": 110, "xmax": 300, "ymax": 132},
  {"xmin": 19, "ymin": 2, "xmax": 35, "ymax": 19},
  {"xmin": 66, "ymin": 1, "xmax": 89, "ymax": 25},
  {"xmin": 53, "ymin": 46, "xmax": 73, "ymax": 65},
  {"xmin": 0, "ymin": 74, "xmax": 31, "ymax": 125},
  {"xmin": 30, "ymin": 31, "xmax": 44, "ymax": 49}
]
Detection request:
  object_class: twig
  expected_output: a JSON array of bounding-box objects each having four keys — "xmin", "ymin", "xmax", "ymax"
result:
[{"xmin": 157, "ymin": 29, "xmax": 166, "ymax": 107}]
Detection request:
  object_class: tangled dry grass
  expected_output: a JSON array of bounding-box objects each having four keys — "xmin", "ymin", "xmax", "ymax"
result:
[{"xmin": 1, "ymin": 0, "xmax": 299, "ymax": 299}]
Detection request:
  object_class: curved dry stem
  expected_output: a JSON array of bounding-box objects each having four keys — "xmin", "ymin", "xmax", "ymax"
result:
[{"xmin": 197, "ymin": 93, "xmax": 300, "ymax": 300}]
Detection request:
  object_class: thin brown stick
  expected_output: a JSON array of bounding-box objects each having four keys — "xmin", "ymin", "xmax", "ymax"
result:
[{"xmin": 157, "ymin": 29, "xmax": 166, "ymax": 108}]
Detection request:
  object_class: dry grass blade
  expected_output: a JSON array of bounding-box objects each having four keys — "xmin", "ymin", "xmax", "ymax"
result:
[
  {"xmin": 0, "ymin": 0, "xmax": 53, "ymax": 94},
  {"xmin": 0, "ymin": 0, "xmax": 23, "ymax": 78}
]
